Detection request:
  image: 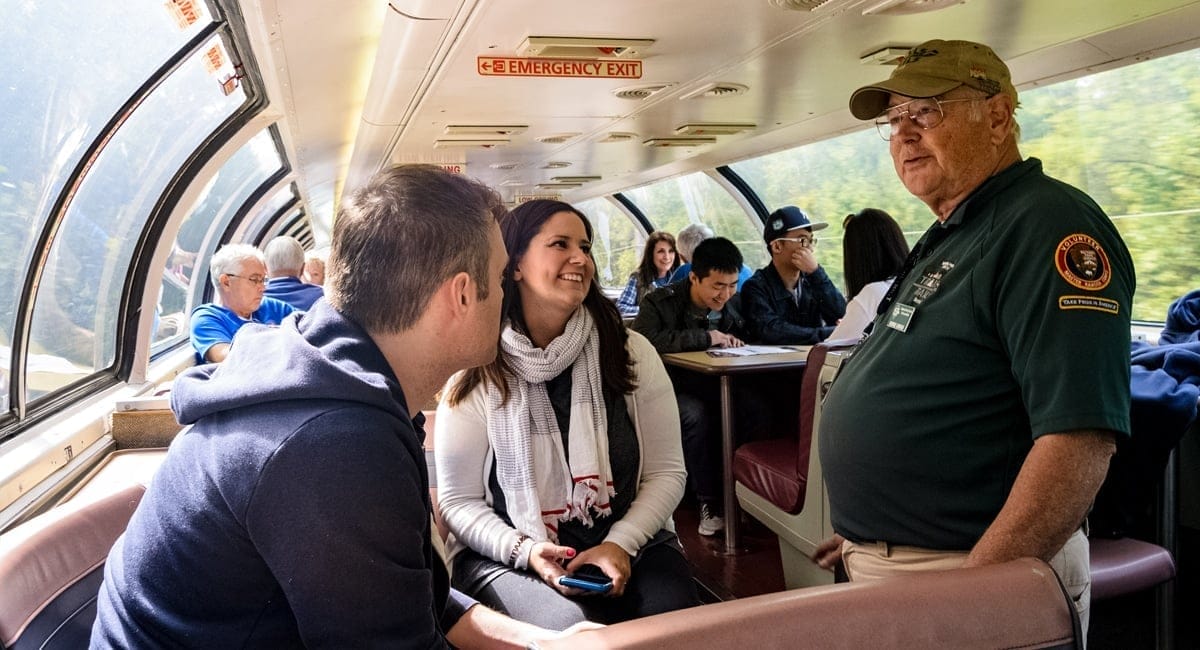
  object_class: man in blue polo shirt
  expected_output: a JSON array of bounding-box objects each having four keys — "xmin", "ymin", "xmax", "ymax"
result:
[
  {"xmin": 189, "ymin": 243, "xmax": 294, "ymax": 363},
  {"xmin": 264, "ymin": 235, "xmax": 325, "ymax": 310}
]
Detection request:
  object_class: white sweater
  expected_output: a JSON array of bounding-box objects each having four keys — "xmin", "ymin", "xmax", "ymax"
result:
[
  {"xmin": 827, "ymin": 279, "xmax": 893, "ymax": 342},
  {"xmin": 435, "ymin": 331, "xmax": 685, "ymax": 569}
]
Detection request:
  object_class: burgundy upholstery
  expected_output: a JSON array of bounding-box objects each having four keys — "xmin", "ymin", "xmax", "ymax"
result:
[
  {"xmin": 0, "ymin": 484, "xmax": 145, "ymax": 649},
  {"xmin": 733, "ymin": 344, "xmax": 832, "ymax": 514},
  {"xmin": 1088, "ymin": 536, "xmax": 1176, "ymax": 601},
  {"xmin": 534, "ymin": 557, "xmax": 1080, "ymax": 650}
]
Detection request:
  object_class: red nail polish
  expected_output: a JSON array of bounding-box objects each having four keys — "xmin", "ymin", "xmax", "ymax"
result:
[{"xmin": 566, "ymin": 549, "xmax": 576, "ymax": 557}]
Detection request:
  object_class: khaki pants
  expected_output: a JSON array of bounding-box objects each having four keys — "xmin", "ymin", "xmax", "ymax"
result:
[{"xmin": 842, "ymin": 528, "xmax": 1091, "ymax": 637}]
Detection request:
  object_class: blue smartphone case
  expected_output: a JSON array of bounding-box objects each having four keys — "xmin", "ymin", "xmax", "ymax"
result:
[{"xmin": 558, "ymin": 574, "xmax": 613, "ymax": 592}]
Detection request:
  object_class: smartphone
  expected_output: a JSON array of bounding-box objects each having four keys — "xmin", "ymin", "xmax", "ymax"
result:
[{"xmin": 558, "ymin": 572, "xmax": 613, "ymax": 593}]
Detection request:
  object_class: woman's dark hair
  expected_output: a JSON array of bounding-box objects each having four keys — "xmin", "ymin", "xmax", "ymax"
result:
[
  {"xmin": 447, "ymin": 200, "xmax": 636, "ymax": 406},
  {"xmin": 842, "ymin": 208, "xmax": 910, "ymax": 298},
  {"xmin": 634, "ymin": 231, "xmax": 679, "ymax": 289}
]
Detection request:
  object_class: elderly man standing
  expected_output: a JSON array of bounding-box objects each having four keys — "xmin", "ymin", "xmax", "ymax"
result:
[
  {"xmin": 814, "ymin": 40, "xmax": 1135, "ymax": 633},
  {"xmin": 264, "ymin": 236, "xmax": 325, "ymax": 310},
  {"xmin": 741, "ymin": 206, "xmax": 846, "ymax": 344},
  {"xmin": 188, "ymin": 243, "xmax": 294, "ymax": 363}
]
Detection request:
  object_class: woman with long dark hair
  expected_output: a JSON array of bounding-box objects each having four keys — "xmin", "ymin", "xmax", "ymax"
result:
[
  {"xmin": 616, "ymin": 231, "xmax": 679, "ymax": 315},
  {"xmin": 437, "ymin": 200, "xmax": 697, "ymax": 629},
  {"xmin": 828, "ymin": 208, "xmax": 910, "ymax": 340}
]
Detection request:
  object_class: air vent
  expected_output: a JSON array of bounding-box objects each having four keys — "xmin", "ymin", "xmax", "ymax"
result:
[
  {"xmin": 517, "ymin": 36, "xmax": 655, "ymax": 59},
  {"xmin": 541, "ymin": 161, "xmax": 572, "ymax": 169},
  {"xmin": 596, "ymin": 131, "xmax": 639, "ymax": 143},
  {"xmin": 489, "ymin": 161, "xmax": 520, "ymax": 170},
  {"xmin": 433, "ymin": 138, "xmax": 509, "ymax": 149},
  {"xmin": 551, "ymin": 175, "xmax": 601, "ymax": 183},
  {"xmin": 535, "ymin": 133, "xmax": 581, "ymax": 144},
  {"xmin": 768, "ymin": 0, "xmax": 837, "ymax": 10},
  {"xmin": 679, "ymin": 83, "xmax": 749, "ymax": 100},
  {"xmin": 674, "ymin": 122, "xmax": 756, "ymax": 136},
  {"xmin": 642, "ymin": 137, "xmax": 717, "ymax": 148},
  {"xmin": 612, "ymin": 83, "xmax": 674, "ymax": 100},
  {"xmin": 444, "ymin": 124, "xmax": 528, "ymax": 135}
]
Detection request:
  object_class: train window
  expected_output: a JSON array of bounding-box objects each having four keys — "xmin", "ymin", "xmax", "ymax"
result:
[
  {"xmin": 26, "ymin": 35, "xmax": 247, "ymax": 401},
  {"xmin": 153, "ymin": 129, "xmax": 284, "ymax": 350},
  {"xmin": 622, "ymin": 172, "xmax": 768, "ymax": 271},
  {"xmin": 573, "ymin": 197, "xmax": 644, "ymax": 290},
  {"xmin": 0, "ymin": 1, "xmax": 216, "ymax": 410}
]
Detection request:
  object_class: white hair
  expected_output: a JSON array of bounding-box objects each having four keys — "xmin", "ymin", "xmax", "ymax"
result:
[
  {"xmin": 676, "ymin": 223, "xmax": 715, "ymax": 262},
  {"xmin": 264, "ymin": 236, "xmax": 306, "ymax": 277},
  {"xmin": 209, "ymin": 243, "xmax": 264, "ymax": 289}
]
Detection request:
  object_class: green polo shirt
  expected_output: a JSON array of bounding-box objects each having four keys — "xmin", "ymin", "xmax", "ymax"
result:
[{"xmin": 819, "ymin": 158, "xmax": 1134, "ymax": 550}]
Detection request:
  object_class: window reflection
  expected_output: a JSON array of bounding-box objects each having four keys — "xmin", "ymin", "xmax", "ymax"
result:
[{"xmin": 573, "ymin": 198, "xmax": 643, "ymax": 290}]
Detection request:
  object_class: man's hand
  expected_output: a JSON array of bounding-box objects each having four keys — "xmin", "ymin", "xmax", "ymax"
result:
[
  {"xmin": 791, "ymin": 248, "xmax": 819, "ymax": 275},
  {"xmin": 709, "ymin": 331, "xmax": 745, "ymax": 348},
  {"xmin": 565, "ymin": 541, "xmax": 632, "ymax": 597},
  {"xmin": 812, "ymin": 534, "xmax": 845, "ymax": 570}
]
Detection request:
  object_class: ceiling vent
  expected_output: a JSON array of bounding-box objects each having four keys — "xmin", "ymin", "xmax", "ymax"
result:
[
  {"xmin": 444, "ymin": 124, "xmax": 528, "ymax": 135},
  {"xmin": 861, "ymin": 0, "xmax": 966, "ymax": 15},
  {"xmin": 551, "ymin": 175, "xmax": 602, "ymax": 183},
  {"xmin": 642, "ymin": 137, "xmax": 718, "ymax": 148},
  {"xmin": 611, "ymin": 83, "xmax": 674, "ymax": 100},
  {"xmin": 674, "ymin": 122, "xmax": 756, "ymax": 136},
  {"xmin": 541, "ymin": 161, "xmax": 572, "ymax": 169},
  {"xmin": 859, "ymin": 45, "xmax": 913, "ymax": 65},
  {"xmin": 517, "ymin": 36, "xmax": 655, "ymax": 59},
  {"xmin": 768, "ymin": 0, "xmax": 837, "ymax": 10},
  {"xmin": 535, "ymin": 133, "xmax": 582, "ymax": 144},
  {"xmin": 489, "ymin": 161, "xmax": 520, "ymax": 170},
  {"xmin": 433, "ymin": 138, "xmax": 509, "ymax": 149},
  {"xmin": 596, "ymin": 131, "xmax": 640, "ymax": 143},
  {"xmin": 536, "ymin": 182, "xmax": 584, "ymax": 190},
  {"xmin": 679, "ymin": 82, "xmax": 749, "ymax": 100}
]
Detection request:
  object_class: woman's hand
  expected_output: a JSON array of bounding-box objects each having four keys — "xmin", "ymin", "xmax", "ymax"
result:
[
  {"xmin": 527, "ymin": 541, "xmax": 578, "ymax": 595},
  {"xmin": 565, "ymin": 541, "xmax": 632, "ymax": 597}
]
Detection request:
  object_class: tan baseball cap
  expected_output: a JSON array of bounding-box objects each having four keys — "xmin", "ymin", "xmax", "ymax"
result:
[{"xmin": 849, "ymin": 39, "xmax": 1018, "ymax": 120}]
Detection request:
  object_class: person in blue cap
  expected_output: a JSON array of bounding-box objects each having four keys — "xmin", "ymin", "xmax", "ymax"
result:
[{"xmin": 741, "ymin": 206, "xmax": 847, "ymax": 344}]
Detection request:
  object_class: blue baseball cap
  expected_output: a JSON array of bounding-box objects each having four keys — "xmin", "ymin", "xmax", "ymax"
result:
[{"xmin": 764, "ymin": 206, "xmax": 827, "ymax": 243}]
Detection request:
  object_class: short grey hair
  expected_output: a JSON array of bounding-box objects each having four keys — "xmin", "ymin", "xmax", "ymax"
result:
[
  {"xmin": 676, "ymin": 223, "xmax": 715, "ymax": 262},
  {"xmin": 264, "ymin": 236, "xmax": 306, "ymax": 277},
  {"xmin": 209, "ymin": 243, "xmax": 264, "ymax": 289}
]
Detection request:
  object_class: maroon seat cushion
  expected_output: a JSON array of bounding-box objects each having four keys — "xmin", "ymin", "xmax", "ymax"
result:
[
  {"xmin": 1088, "ymin": 537, "xmax": 1175, "ymax": 600},
  {"xmin": 734, "ymin": 439, "xmax": 803, "ymax": 513}
]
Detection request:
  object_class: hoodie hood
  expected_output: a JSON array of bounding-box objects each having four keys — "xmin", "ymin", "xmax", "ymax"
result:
[{"xmin": 172, "ymin": 300, "xmax": 408, "ymax": 425}]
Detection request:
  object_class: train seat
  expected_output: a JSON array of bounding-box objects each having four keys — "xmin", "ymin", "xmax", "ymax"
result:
[
  {"xmin": 0, "ymin": 484, "xmax": 145, "ymax": 650},
  {"xmin": 533, "ymin": 557, "xmax": 1080, "ymax": 649}
]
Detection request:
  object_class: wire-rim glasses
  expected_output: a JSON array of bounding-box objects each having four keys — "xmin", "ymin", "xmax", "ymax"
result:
[{"xmin": 874, "ymin": 96, "xmax": 988, "ymax": 141}]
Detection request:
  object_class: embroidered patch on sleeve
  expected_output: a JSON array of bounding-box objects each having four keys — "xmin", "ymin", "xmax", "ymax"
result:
[
  {"xmin": 1055, "ymin": 234, "xmax": 1111, "ymax": 290},
  {"xmin": 1058, "ymin": 295, "xmax": 1120, "ymax": 314}
]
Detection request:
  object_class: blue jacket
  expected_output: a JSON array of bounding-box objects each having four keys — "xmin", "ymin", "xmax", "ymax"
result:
[
  {"xmin": 741, "ymin": 263, "xmax": 846, "ymax": 345},
  {"xmin": 265, "ymin": 275, "xmax": 325, "ymax": 311},
  {"xmin": 93, "ymin": 300, "xmax": 473, "ymax": 648}
]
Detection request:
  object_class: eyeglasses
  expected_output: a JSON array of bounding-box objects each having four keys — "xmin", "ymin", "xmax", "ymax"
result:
[
  {"xmin": 226, "ymin": 274, "xmax": 267, "ymax": 286},
  {"xmin": 776, "ymin": 237, "xmax": 817, "ymax": 249},
  {"xmin": 874, "ymin": 96, "xmax": 989, "ymax": 141}
]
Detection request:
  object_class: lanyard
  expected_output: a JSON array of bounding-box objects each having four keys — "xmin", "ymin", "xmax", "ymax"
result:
[{"xmin": 875, "ymin": 220, "xmax": 958, "ymax": 318}]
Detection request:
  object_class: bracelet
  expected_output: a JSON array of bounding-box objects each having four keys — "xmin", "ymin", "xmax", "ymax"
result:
[{"xmin": 508, "ymin": 533, "xmax": 530, "ymax": 567}]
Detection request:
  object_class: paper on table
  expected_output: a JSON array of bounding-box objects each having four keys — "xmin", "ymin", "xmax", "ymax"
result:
[{"xmin": 705, "ymin": 345, "xmax": 802, "ymax": 357}]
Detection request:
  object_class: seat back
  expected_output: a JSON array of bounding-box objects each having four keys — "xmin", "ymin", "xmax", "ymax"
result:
[
  {"xmin": 533, "ymin": 557, "xmax": 1080, "ymax": 649},
  {"xmin": 0, "ymin": 484, "xmax": 145, "ymax": 650}
]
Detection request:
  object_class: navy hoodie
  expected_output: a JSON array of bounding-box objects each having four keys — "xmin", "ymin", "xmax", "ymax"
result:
[{"xmin": 92, "ymin": 300, "xmax": 473, "ymax": 648}]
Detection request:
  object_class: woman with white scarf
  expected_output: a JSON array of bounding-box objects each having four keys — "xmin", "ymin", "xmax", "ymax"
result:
[{"xmin": 437, "ymin": 200, "xmax": 696, "ymax": 630}]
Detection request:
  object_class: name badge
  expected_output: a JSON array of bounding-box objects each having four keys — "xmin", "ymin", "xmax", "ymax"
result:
[{"xmin": 886, "ymin": 303, "xmax": 915, "ymax": 332}]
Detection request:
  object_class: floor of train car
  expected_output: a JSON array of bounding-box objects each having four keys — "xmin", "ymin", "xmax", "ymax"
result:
[{"xmin": 676, "ymin": 502, "xmax": 1198, "ymax": 649}]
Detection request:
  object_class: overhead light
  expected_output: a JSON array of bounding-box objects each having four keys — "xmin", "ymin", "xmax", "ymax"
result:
[
  {"xmin": 499, "ymin": 179, "xmax": 527, "ymax": 187},
  {"xmin": 490, "ymin": 161, "xmax": 520, "ymax": 170},
  {"xmin": 768, "ymin": 0, "xmax": 838, "ymax": 10},
  {"xmin": 642, "ymin": 137, "xmax": 718, "ymax": 148},
  {"xmin": 551, "ymin": 175, "xmax": 601, "ymax": 183},
  {"xmin": 862, "ymin": 0, "xmax": 966, "ymax": 16},
  {"xmin": 444, "ymin": 124, "xmax": 528, "ymax": 135},
  {"xmin": 541, "ymin": 161, "xmax": 572, "ymax": 169},
  {"xmin": 535, "ymin": 133, "xmax": 581, "ymax": 144},
  {"xmin": 859, "ymin": 46, "xmax": 913, "ymax": 65},
  {"xmin": 536, "ymin": 182, "xmax": 584, "ymax": 190},
  {"xmin": 674, "ymin": 122, "xmax": 756, "ymax": 136},
  {"xmin": 596, "ymin": 131, "xmax": 640, "ymax": 143},
  {"xmin": 517, "ymin": 36, "xmax": 655, "ymax": 59},
  {"xmin": 433, "ymin": 138, "xmax": 509, "ymax": 149},
  {"xmin": 679, "ymin": 83, "xmax": 749, "ymax": 100}
]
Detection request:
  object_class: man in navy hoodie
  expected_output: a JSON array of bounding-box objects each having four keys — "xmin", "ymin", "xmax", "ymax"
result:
[{"xmin": 93, "ymin": 165, "xmax": 575, "ymax": 648}]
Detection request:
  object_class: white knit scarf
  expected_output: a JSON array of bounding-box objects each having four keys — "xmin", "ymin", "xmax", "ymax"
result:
[{"xmin": 486, "ymin": 308, "xmax": 614, "ymax": 543}]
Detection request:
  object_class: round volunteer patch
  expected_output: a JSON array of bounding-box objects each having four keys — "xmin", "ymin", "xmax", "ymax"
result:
[{"xmin": 1055, "ymin": 234, "xmax": 1111, "ymax": 291}]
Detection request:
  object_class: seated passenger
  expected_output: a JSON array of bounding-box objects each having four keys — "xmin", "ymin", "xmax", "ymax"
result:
[
  {"xmin": 633, "ymin": 238, "xmax": 757, "ymax": 536},
  {"xmin": 303, "ymin": 249, "xmax": 327, "ymax": 286},
  {"xmin": 667, "ymin": 223, "xmax": 753, "ymax": 291},
  {"xmin": 741, "ymin": 206, "xmax": 847, "ymax": 344},
  {"xmin": 437, "ymin": 199, "xmax": 698, "ymax": 630},
  {"xmin": 93, "ymin": 165, "xmax": 575, "ymax": 648},
  {"xmin": 188, "ymin": 243, "xmax": 294, "ymax": 363},
  {"xmin": 616, "ymin": 231, "xmax": 679, "ymax": 316},
  {"xmin": 827, "ymin": 208, "xmax": 910, "ymax": 341},
  {"xmin": 263, "ymin": 236, "xmax": 325, "ymax": 310}
]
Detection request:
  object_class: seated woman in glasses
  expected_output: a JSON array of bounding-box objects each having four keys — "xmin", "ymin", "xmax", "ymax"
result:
[
  {"xmin": 189, "ymin": 243, "xmax": 294, "ymax": 364},
  {"xmin": 616, "ymin": 231, "xmax": 679, "ymax": 316},
  {"xmin": 827, "ymin": 208, "xmax": 910, "ymax": 341},
  {"xmin": 436, "ymin": 199, "xmax": 698, "ymax": 630},
  {"xmin": 742, "ymin": 205, "xmax": 847, "ymax": 345}
]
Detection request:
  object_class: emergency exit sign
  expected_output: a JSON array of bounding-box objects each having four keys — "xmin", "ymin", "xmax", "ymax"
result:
[{"xmin": 477, "ymin": 56, "xmax": 642, "ymax": 79}]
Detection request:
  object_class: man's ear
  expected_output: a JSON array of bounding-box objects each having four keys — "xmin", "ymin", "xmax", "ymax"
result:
[
  {"xmin": 689, "ymin": 271, "xmax": 699, "ymax": 286},
  {"xmin": 450, "ymin": 271, "xmax": 472, "ymax": 308},
  {"xmin": 987, "ymin": 94, "xmax": 1016, "ymax": 144}
]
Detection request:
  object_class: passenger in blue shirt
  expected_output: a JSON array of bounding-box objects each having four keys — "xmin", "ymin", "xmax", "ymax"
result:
[
  {"xmin": 263, "ymin": 235, "xmax": 325, "ymax": 310},
  {"xmin": 667, "ymin": 223, "xmax": 752, "ymax": 291},
  {"xmin": 189, "ymin": 243, "xmax": 294, "ymax": 364}
]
